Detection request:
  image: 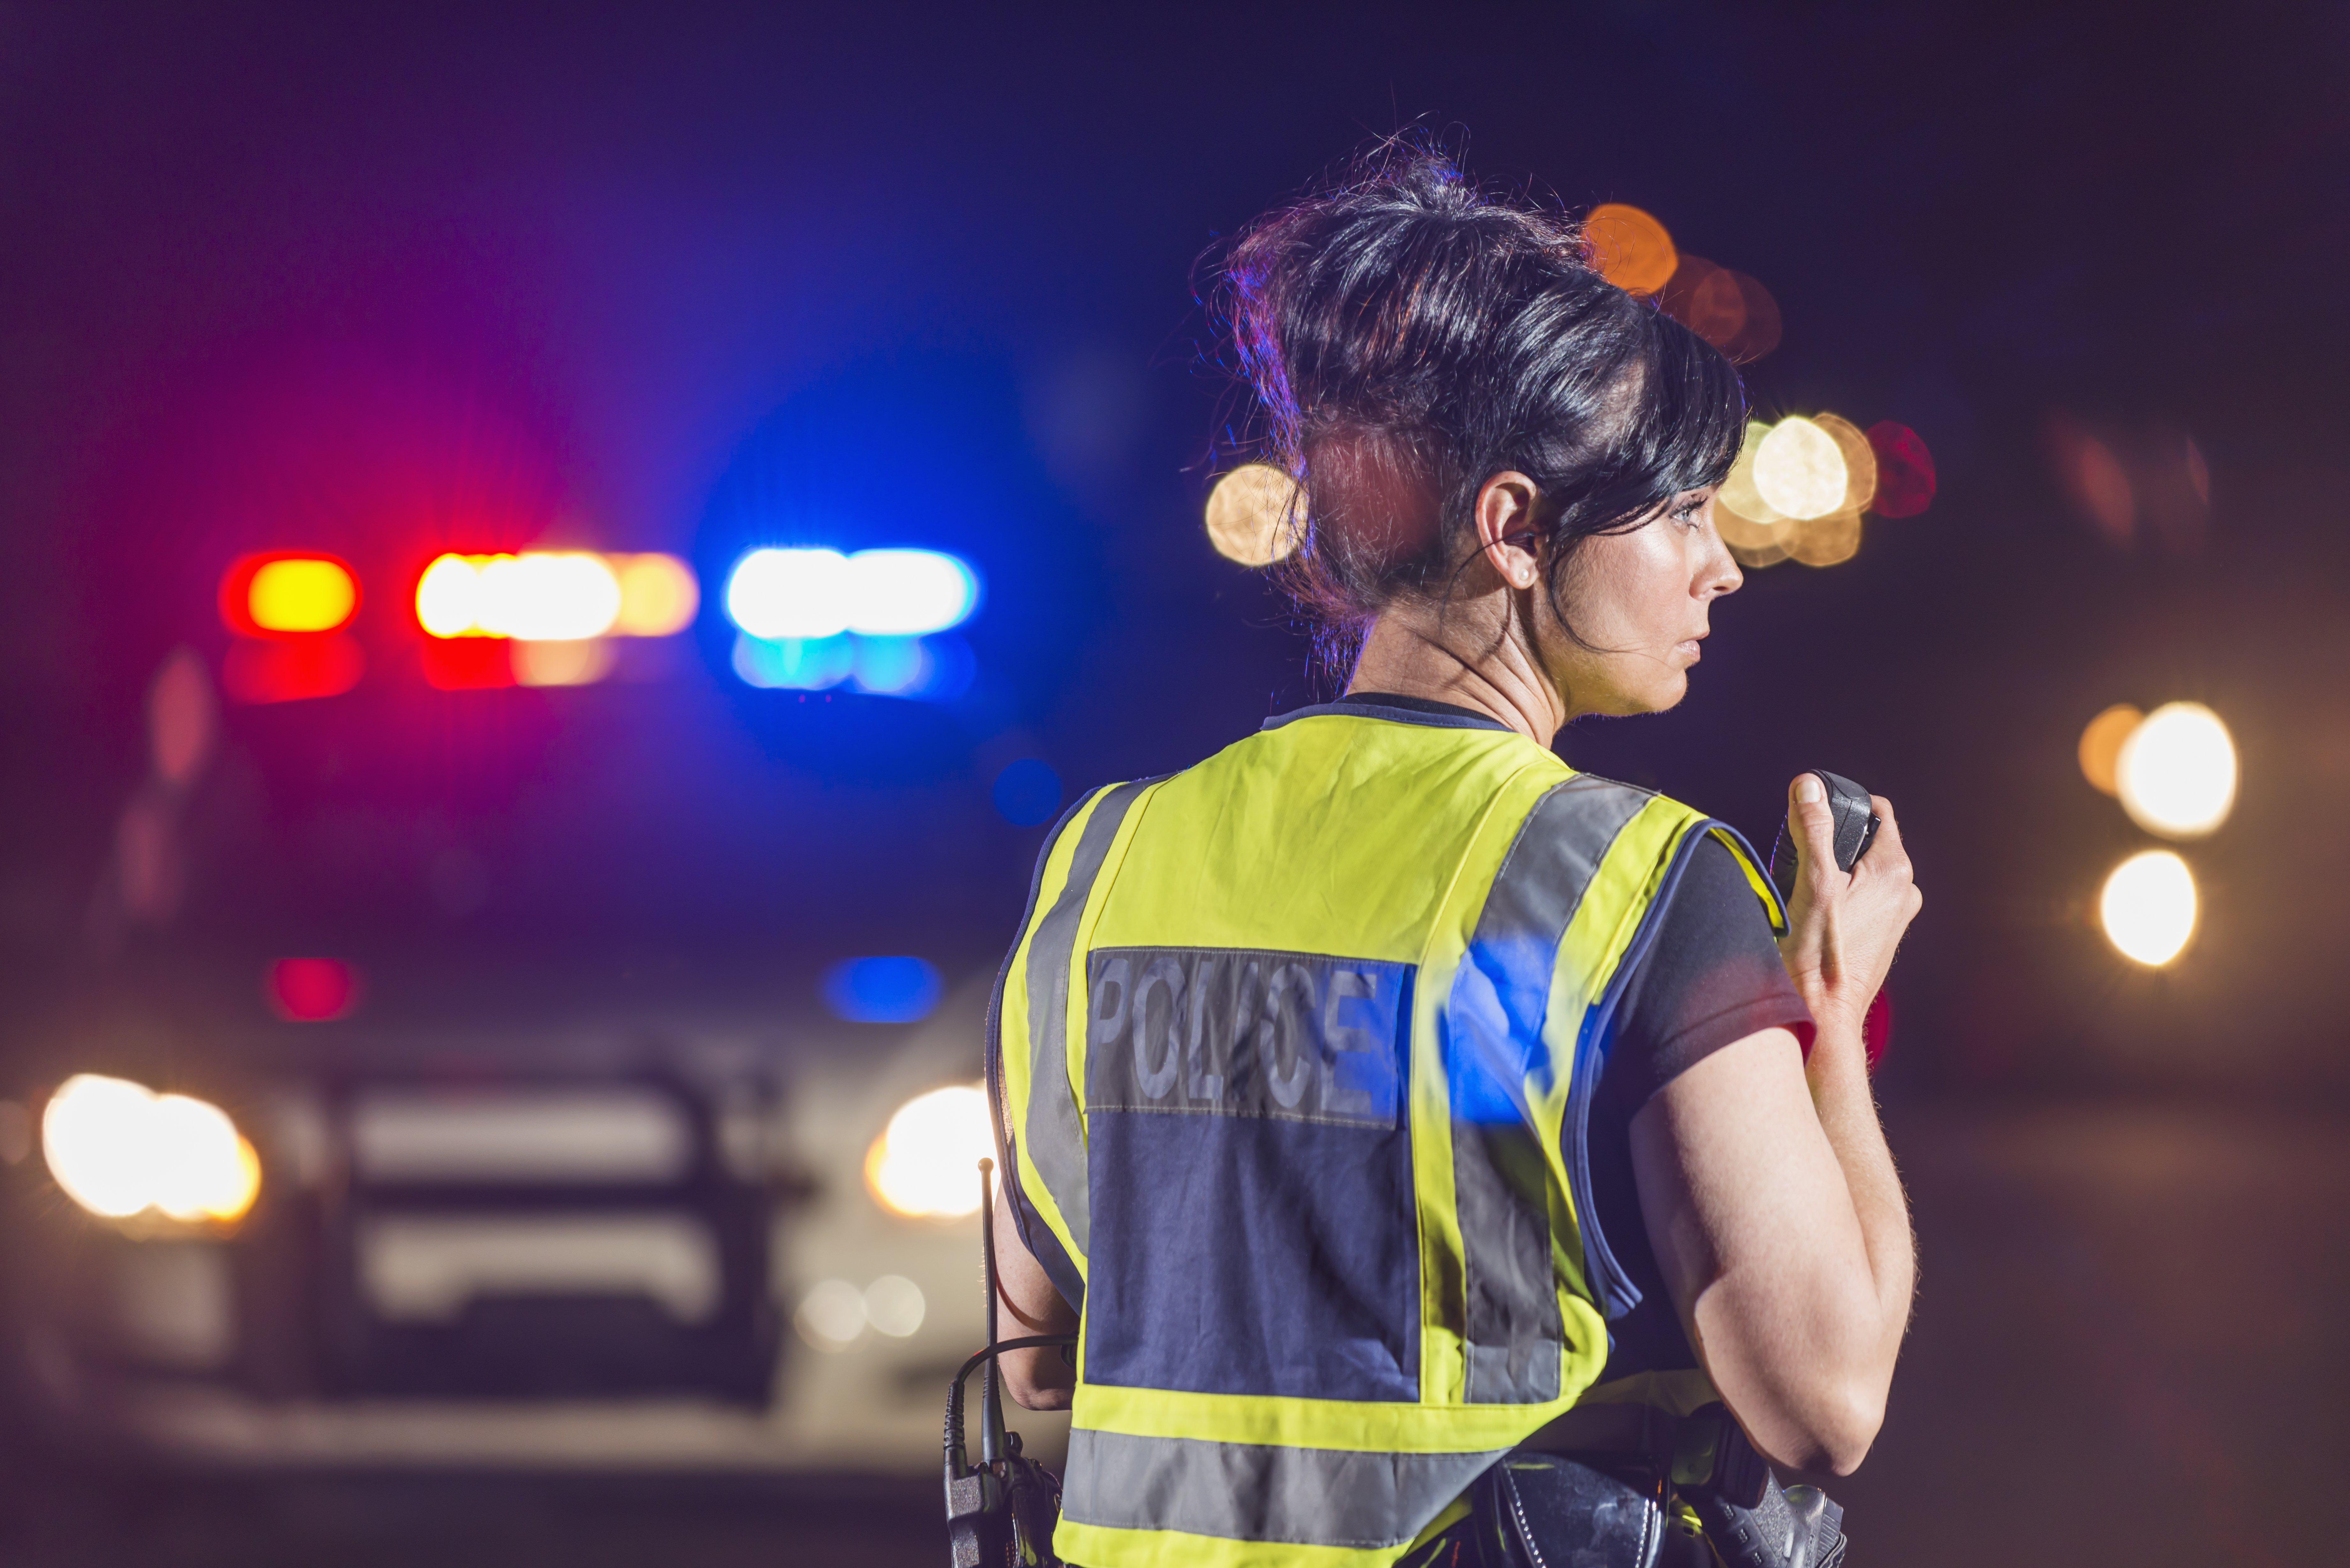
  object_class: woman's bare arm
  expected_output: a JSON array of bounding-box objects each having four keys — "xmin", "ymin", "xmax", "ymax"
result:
[
  {"xmin": 1631, "ymin": 1024, "xmax": 1909, "ymax": 1473},
  {"xmin": 992, "ymin": 1180, "xmax": 1079, "ymax": 1410},
  {"xmin": 1629, "ymin": 776, "xmax": 1920, "ymax": 1474}
]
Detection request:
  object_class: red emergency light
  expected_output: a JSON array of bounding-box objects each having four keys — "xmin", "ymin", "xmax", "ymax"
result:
[
  {"xmin": 267, "ymin": 957, "xmax": 361, "ymax": 1022},
  {"xmin": 223, "ymin": 637, "xmax": 367, "ymax": 705},
  {"xmin": 218, "ymin": 553, "xmax": 360, "ymax": 638},
  {"xmin": 419, "ymin": 638, "xmax": 517, "ymax": 690},
  {"xmin": 217, "ymin": 552, "xmax": 367, "ymax": 704}
]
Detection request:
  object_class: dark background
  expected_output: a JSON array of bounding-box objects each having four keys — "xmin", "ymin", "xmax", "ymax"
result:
[{"xmin": 0, "ymin": 2, "xmax": 2345, "ymax": 1563}]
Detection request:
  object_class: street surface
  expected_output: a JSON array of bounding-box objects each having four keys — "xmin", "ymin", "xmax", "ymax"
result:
[{"xmin": 2, "ymin": 1100, "xmax": 2339, "ymax": 1566}]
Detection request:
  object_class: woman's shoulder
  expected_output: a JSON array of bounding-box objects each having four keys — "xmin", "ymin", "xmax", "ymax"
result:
[{"xmin": 1537, "ymin": 773, "xmax": 1785, "ymax": 929}]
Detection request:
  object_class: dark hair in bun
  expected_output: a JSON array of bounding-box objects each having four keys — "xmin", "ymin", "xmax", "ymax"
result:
[{"xmin": 1217, "ymin": 139, "xmax": 1746, "ymax": 655}]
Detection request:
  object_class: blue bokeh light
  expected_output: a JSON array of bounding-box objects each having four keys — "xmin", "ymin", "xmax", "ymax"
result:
[
  {"xmin": 823, "ymin": 955, "xmax": 943, "ymax": 1024},
  {"xmin": 730, "ymin": 630, "xmax": 974, "ymax": 701},
  {"xmin": 992, "ymin": 758, "xmax": 1063, "ymax": 826},
  {"xmin": 732, "ymin": 631, "xmax": 856, "ymax": 689},
  {"xmin": 851, "ymin": 634, "xmax": 927, "ymax": 694},
  {"xmin": 692, "ymin": 353, "xmax": 1104, "ymax": 785}
]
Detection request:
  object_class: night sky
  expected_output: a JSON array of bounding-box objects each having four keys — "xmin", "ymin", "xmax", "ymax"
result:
[{"xmin": 2, "ymin": 2, "xmax": 2345, "ymax": 1096}]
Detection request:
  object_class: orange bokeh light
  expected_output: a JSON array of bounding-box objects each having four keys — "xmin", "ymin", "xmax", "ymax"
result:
[
  {"xmin": 1813, "ymin": 413, "xmax": 1879, "ymax": 515},
  {"xmin": 2046, "ymin": 413, "xmax": 2134, "ymax": 546},
  {"xmin": 1715, "ymin": 420, "xmax": 1792, "ymax": 568},
  {"xmin": 1661, "ymin": 257, "xmax": 1781, "ymax": 363},
  {"xmin": 1717, "ymin": 271, "xmax": 1782, "ymax": 362},
  {"xmin": 2078, "ymin": 704, "xmax": 2144, "ymax": 797},
  {"xmin": 1788, "ymin": 508, "xmax": 1862, "ymax": 568},
  {"xmin": 1675, "ymin": 258, "xmax": 1743, "ymax": 344},
  {"xmin": 610, "ymin": 553, "xmax": 700, "ymax": 636},
  {"xmin": 1713, "ymin": 500, "xmax": 1792, "ymax": 568},
  {"xmin": 1585, "ymin": 204, "xmax": 1679, "ymax": 295}
]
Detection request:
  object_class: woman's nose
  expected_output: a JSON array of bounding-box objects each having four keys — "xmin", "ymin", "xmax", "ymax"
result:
[{"xmin": 1703, "ymin": 543, "xmax": 1743, "ymax": 599}]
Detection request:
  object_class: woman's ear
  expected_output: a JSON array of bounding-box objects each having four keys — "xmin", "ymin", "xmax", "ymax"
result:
[{"xmin": 1474, "ymin": 471, "xmax": 1543, "ymax": 591}]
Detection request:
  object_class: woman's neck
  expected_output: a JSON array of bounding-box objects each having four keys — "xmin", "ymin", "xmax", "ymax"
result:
[{"xmin": 1345, "ymin": 606, "xmax": 1565, "ymax": 743}]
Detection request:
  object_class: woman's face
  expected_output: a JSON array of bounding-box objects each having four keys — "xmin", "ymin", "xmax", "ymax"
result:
[{"xmin": 1535, "ymin": 490, "xmax": 1743, "ymax": 719}]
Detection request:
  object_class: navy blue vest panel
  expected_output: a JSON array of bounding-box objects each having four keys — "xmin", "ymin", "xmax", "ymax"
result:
[{"xmin": 1080, "ymin": 946, "xmax": 1421, "ymax": 1403}]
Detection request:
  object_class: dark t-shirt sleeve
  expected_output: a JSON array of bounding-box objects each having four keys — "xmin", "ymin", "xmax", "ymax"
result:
[
  {"xmin": 1582, "ymin": 833, "xmax": 1814, "ymax": 1378},
  {"xmin": 1606, "ymin": 834, "xmax": 1815, "ymax": 1095}
]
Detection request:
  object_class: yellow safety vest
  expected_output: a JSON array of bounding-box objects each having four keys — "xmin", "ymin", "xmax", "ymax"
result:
[{"xmin": 988, "ymin": 700, "xmax": 1784, "ymax": 1568}]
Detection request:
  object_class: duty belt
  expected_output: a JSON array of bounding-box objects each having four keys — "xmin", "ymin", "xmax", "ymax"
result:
[{"xmin": 1489, "ymin": 1402, "xmax": 1849, "ymax": 1568}]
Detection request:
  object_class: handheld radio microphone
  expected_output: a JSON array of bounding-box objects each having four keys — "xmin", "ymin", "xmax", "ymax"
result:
[{"xmin": 1769, "ymin": 770, "xmax": 1880, "ymax": 901}]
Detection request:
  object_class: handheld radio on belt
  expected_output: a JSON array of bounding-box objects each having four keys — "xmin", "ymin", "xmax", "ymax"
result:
[{"xmin": 943, "ymin": 1159, "xmax": 1071, "ymax": 1568}]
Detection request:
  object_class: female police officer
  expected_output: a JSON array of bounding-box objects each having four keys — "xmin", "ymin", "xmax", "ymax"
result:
[{"xmin": 984, "ymin": 147, "xmax": 1920, "ymax": 1568}]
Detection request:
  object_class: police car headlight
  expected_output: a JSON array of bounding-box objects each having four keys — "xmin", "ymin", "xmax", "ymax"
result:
[
  {"xmin": 863, "ymin": 1084, "xmax": 991, "ymax": 1220},
  {"xmin": 42, "ymin": 1074, "xmax": 262, "ymax": 1225}
]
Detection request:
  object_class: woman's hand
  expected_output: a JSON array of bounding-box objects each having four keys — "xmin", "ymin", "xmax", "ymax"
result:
[{"xmin": 1775, "ymin": 774, "xmax": 1922, "ymax": 1048}]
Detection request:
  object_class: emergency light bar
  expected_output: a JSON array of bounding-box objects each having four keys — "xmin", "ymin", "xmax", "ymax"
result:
[{"xmin": 214, "ymin": 549, "xmax": 704, "ymax": 700}]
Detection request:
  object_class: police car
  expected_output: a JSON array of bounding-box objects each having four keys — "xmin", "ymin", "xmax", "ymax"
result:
[{"xmin": 0, "ymin": 978, "xmax": 1069, "ymax": 1474}]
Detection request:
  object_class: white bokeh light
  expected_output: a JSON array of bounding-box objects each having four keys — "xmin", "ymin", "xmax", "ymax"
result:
[
  {"xmin": 2115, "ymin": 701, "xmax": 2237, "ymax": 839},
  {"xmin": 726, "ymin": 548, "xmax": 979, "ymax": 641},
  {"xmin": 42, "ymin": 1074, "xmax": 260, "ymax": 1223},
  {"xmin": 2100, "ymin": 850, "xmax": 2198, "ymax": 967},
  {"xmin": 1204, "ymin": 464, "xmax": 1302, "ymax": 567},
  {"xmin": 863, "ymin": 1274, "xmax": 927, "ymax": 1338},
  {"xmin": 726, "ymin": 548, "xmax": 852, "ymax": 639},
  {"xmin": 610, "ymin": 553, "xmax": 701, "ymax": 637},
  {"xmin": 842, "ymin": 550, "xmax": 981, "ymax": 635},
  {"xmin": 415, "ymin": 555, "xmax": 485, "ymax": 638},
  {"xmin": 415, "ymin": 553, "xmax": 627, "ymax": 641},
  {"xmin": 864, "ymin": 1084, "xmax": 993, "ymax": 1220},
  {"xmin": 1752, "ymin": 417, "xmax": 1850, "ymax": 521},
  {"xmin": 42, "ymin": 1074, "xmax": 160, "ymax": 1217},
  {"xmin": 476, "ymin": 553, "xmax": 623, "ymax": 641},
  {"xmin": 795, "ymin": 1277, "xmax": 868, "ymax": 1351},
  {"xmin": 147, "ymin": 1093, "xmax": 259, "ymax": 1221}
]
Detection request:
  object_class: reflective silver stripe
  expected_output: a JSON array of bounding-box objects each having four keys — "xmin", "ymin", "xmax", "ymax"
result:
[
  {"xmin": 1447, "ymin": 777, "xmax": 1649, "ymax": 1403},
  {"xmin": 1022, "ymin": 780, "xmax": 1153, "ymax": 1262},
  {"xmin": 1064, "ymin": 1428, "xmax": 1505, "ymax": 1549}
]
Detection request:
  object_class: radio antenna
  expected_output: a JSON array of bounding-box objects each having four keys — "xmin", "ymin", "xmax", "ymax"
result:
[{"xmin": 978, "ymin": 1157, "xmax": 1008, "ymax": 1466}]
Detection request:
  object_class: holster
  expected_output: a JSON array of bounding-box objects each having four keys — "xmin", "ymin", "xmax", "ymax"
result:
[
  {"xmin": 1466, "ymin": 1451, "xmax": 1694, "ymax": 1568},
  {"xmin": 1458, "ymin": 1403, "xmax": 1846, "ymax": 1568}
]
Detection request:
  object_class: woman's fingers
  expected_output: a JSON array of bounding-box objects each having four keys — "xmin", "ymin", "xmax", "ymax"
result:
[
  {"xmin": 1838, "ymin": 796, "xmax": 1922, "ymax": 987},
  {"xmin": 1863, "ymin": 795, "xmax": 1903, "ymax": 862},
  {"xmin": 1859, "ymin": 795, "xmax": 1900, "ymax": 880},
  {"xmin": 1778, "ymin": 782, "xmax": 1923, "ymax": 1031},
  {"xmin": 1787, "ymin": 773, "xmax": 1840, "ymax": 891},
  {"xmin": 1861, "ymin": 795, "xmax": 1922, "ymax": 913}
]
